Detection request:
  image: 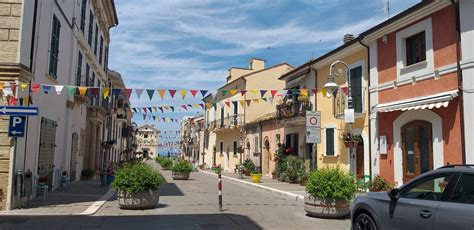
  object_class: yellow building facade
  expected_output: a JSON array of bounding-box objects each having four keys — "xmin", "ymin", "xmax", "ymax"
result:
[
  {"xmin": 202, "ymin": 58, "xmax": 293, "ymax": 172},
  {"xmin": 311, "ymin": 41, "xmax": 370, "ymax": 178}
]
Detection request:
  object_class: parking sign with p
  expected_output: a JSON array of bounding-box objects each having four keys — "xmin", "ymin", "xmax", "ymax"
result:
[{"xmin": 8, "ymin": 116, "xmax": 26, "ymax": 137}]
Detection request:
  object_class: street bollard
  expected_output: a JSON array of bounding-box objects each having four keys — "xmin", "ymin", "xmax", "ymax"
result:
[{"xmin": 218, "ymin": 174, "xmax": 222, "ymax": 212}]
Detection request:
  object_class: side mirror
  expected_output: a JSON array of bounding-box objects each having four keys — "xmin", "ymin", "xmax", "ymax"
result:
[{"xmin": 388, "ymin": 188, "xmax": 400, "ymax": 201}]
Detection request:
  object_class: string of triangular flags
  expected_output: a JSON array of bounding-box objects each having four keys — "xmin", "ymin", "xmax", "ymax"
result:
[
  {"xmin": 158, "ymin": 131, "xmax": 181, "ymax": 135},
  {"xmin": 140, "ymin": 115, "xmax": 182, "ymax": 123},
  {"xmin": 0, "ymin": 82, "xmax": 349, "ymax": 101}
]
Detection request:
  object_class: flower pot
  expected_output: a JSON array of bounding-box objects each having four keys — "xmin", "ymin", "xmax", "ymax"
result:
[
  {"xmin": 250, "ymin": 174, "xmax": 262, "ymax": 183},
  {"xmin": 304, "ymin": 196, "xmax": 351, "ymax": 219},
  {"xmin": 117, "ymin": 189, "xmax": 160, "ymax": 210},
  {"xmin": 172, "ymin": 171, "xmax": 190, "ymax": 180}
]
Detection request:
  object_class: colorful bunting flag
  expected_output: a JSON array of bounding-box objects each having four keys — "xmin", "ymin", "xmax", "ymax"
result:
[
  {"xmin": 123, "ymin": 88, "xmax": 132, "ymax": 99},
  {"xmin": 79, "ymin": 87, "xmax": 88, "ymax": 97},
  {"xmin": 270, "ymin": 90, "xmax": 278, "ymax": 98},
  {"xmin": 21, "ymin": 83, "xmax": 27, "ymax": 91},
  {"xmin": 66, "ymin": 86, "xmax": 76, "ymax": 96},
  {"xmin": 240, "ymin": 90, "xmax": 247, "ymax": 96},
  {"xmin": 190, "ymin": 90, "xmax": 198, "ymax": 97},
  {"xmin": 102, "ymin": 87, "xmax": 110, "ymax": 98},
  {"xmin": 135, "ymin": 89, "xmax": 144, "ymax": 99},
  {"xmin": 169, "ymin": 90, "xmax": 177, "ymax": 98},
  {"xmin": 32, "ymin": 83, "xmax": 40, "ymax": 93},
  {"xmin": 181, "ymin": 105, "xmax": 188, "ymax": 111},
  {"xmin": 260, "ymin": 90, "xmax": 267, "ymax": 98},
  {"xmin": 245, "ymin": 100, "xmax": 251, "ymax": 107},
  {"xmin": 42, "ymin": 85, "xmax": 52, "ymax": 94},
  {"xmin": 90, "ymin": 88, "xmax": 99, "ymax": 97},
  {"xmin": 54, "ymin": 85, "xmax": 64, "ymax": 95},
  {"xmin": 146, "ymin": 89, "xmax": 155, "ymax": 100},
  {"xmin": 200, "ymin": 90, "xmax": 208, "ymax": 97},
  {"xmin": 179, "ymin": 90, "xmax": 187, "ymax": 99}
]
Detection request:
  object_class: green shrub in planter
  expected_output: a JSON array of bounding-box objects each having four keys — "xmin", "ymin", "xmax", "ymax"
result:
[
  {"xmin": 171, "ymin": 159, "xmax": 194, "ymax": 173},
  {"xmin": 284, "ymin": 156, "xmax": 305, "ymax": 183},
  {"xmin": 160, "ymin": 158, "xmax": 173, "ymax": 169},
  {"xmin": 306, "ymin": 166, "xmax": 356, "ymax": 201},
  {"xmin": 366, "ymin": 175, "xmax": 394, "ymax": 192},
  {"xmin": 242, "ymin": 159, "xmax": 255, "ymax": 175},
  {"xmin": 111, "ymin": 163, "xmax": 166, "ymax": 194}
]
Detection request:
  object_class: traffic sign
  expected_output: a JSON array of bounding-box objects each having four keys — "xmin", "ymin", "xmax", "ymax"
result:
[
  {"xmin": 306, "ymin": 111, "xmax": 321, "ymax": 143},
  {"xmin": 0, "ymin": 106, "xmax": 38, "ymax": 116},
  {"xmin": 8, "ymin": 116, "xmax": 26, "ymax": 137}
]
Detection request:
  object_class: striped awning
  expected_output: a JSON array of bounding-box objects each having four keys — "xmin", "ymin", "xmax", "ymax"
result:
[{"xmin": 374, "ymin": 90, "xmax": 458, "ymax": 113}]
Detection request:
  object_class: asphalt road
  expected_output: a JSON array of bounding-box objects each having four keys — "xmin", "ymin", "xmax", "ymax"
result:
[{"xmin": 0, "ymin": 169, "xmax": 350, "ymax": 230}]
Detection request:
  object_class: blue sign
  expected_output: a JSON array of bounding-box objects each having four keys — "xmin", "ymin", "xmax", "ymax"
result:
[
  {"xmin": 0, "ymin": 106, "xmax": 38, "ymax": 116},
  {"xmin": 8, "ymin": 116, "xmax": 26, "ymax": 137}
]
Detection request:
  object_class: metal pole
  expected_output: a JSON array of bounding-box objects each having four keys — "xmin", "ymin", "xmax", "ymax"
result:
[{"xmin": 218, "ymin": 174, "xmax": 222, "ymax": 212}]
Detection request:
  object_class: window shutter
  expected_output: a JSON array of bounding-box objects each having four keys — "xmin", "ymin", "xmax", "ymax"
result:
[{"xmin": 326, "ymin": 128, "xmax": 334, "ymax": 156}]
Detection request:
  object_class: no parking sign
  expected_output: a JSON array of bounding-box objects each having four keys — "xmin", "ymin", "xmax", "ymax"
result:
[{"xmin": 306, "ymin": 111, "xmax": 321, "ymax": 143}]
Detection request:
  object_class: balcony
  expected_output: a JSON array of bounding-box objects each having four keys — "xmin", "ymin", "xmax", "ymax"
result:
[
  {"xmin": 212, "ymin": 114, "xmax": 244, "ymax": 132},
  {"xmin": 333, "ymin": 87, "xmax": 366, "ymax": 119}
]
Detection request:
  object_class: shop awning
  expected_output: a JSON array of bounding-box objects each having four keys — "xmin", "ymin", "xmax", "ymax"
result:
[{"xmin": 374, "ymin": 90, "xmax": 458, "ymax": 113}]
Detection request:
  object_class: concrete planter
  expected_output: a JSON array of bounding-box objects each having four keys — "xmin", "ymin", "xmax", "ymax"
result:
[
  {"xmin": 304, "ymin": 196, "xmax": 351, "ymax": 219},
  {"xmin": 117, "ymin": 189, "xmax": 160, "ymax": 210},
  {"xmin": 172, "ymin": 171, "xmax": 190, "ymax": 180}
]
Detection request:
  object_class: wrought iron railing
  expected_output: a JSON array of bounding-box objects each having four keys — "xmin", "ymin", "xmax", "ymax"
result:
[
  {"xmin": 212, "ymin": 114, "xmax": 244, "ymax": 130},
  {"xmin": 277, "ymin": 100, "xmax": 313, "ymax": 120}
]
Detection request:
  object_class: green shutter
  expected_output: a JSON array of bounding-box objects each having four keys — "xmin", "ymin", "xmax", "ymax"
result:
[
  {"xmin": 49, "ymin": 15, "xmax": 60, "ymax": 78},
  {"xmin": 350, "ymin": 66, "xmax": 363, "ymax": 113},
  {"xmin": 326, "ymin": 128, "xmax": 334, "ymax": 156}
]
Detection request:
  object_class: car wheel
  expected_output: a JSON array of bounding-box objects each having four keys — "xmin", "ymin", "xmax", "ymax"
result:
[{"xmin": 353, "ymin": 213, "xmax": 377, "ymax": 230}]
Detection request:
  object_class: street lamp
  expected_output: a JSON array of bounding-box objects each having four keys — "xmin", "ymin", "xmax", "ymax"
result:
[{"xmin": 323, "ymin": 60, "xmax": 356, "ymax": 172}]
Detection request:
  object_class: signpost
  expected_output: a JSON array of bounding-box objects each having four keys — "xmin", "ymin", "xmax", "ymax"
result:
[
  {"xmin": 306, "ymin": 111, "xmax": 321, "ymax": 144},
  {"xmin": 8, "ymin": 116, "xmax": 26, "ymax": 137},
  {"xmin": 0, "ymin": 106, "xmax": 39, "ymax": 116},
  {"xmin": 306, "ymin": 111, "xmax": 321, "ymax": 171}
]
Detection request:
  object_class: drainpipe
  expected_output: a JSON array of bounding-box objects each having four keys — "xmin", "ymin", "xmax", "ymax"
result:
[
  {"xmin": 451, "ymin": 0, "xmax": 466, "ymax": 164},
  {"xmin": 258, "ymin": 122, "xmax": 263, "ymax": 173},
  {"xmin": 359, "ymin": 39, "xmax": 372, "ymax": 178}
]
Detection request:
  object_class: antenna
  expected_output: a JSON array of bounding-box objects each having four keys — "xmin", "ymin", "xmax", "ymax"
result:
[{"xmin": 384, "ymin": 0, "xmax": 390, "ymax": 19}]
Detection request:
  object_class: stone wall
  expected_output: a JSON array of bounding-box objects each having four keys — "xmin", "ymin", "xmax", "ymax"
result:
[{"xmin": 0, "ymin": 0, "xmax": 22, "ymax": 210}]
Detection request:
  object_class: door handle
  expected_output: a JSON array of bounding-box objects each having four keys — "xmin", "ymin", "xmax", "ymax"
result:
[{"xmin": 420, "ymin": 210, "xmax": 432, "ymax": 219}]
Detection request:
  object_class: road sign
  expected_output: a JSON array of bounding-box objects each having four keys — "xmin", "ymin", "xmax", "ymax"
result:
[
  {"xmin": 306, "ymin": 111, "xmax": 321, "ymax": 143},
  {"xmin": 8, "ymin": 116, "xmax": 26, "ymax": 137},
  {"xmin": 0, "ymin": 106, "xmax": 38, "ymax": 116}
]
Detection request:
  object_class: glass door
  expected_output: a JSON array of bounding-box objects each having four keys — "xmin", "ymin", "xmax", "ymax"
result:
[{"xmin": 402, "ymin": 121, "xmax": 433, "ymax": 183}]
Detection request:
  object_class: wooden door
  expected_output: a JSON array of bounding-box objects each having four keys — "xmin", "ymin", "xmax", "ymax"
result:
[
  {"xmin": 356, "ymin": 143, "xmax": 364, "ymax": 179},
  {"xmin": 402, "ymin": 121, "xmax": 433, "ymax": 183}
]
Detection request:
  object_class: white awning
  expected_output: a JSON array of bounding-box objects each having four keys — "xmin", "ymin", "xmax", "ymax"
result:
[{"xmin": 374, "ymin": 90, "xmax": 458, "ymax": 113}]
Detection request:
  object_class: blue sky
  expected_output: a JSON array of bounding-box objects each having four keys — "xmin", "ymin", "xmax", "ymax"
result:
[{"xmin": 108, "ymin": 0, "xmax": 419, "ymax": 150}]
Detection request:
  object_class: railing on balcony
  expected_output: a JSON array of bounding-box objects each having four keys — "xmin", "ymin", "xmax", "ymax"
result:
[
  {"xmin": 277, "ymin": 99, "xmax": 313, "ymax": 120},
  {"xmin": 212, "ymin": 114, "xmax": 244, "ymax": 130},
  {"xmin": 333, "ymin": 87, "xmax": 365, "ymax": 118}
]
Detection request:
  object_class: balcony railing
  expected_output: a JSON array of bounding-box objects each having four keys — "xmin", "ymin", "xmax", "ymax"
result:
[
  {"xmin": 277, "ymin": 99, "xmax": 313, "ymax": 120},
  {"xmin": 212, "ymin": 114, "xmax": 244, "ymax": 130}
]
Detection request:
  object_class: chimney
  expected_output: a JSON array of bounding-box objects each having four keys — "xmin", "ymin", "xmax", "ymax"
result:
[
  {"xmin": 343, "ymin": 34, "xmax": 354, "ymax": 44},
  {"xmin": 249, "ymin": 58, "xmax": 265, "ymax": 71}
]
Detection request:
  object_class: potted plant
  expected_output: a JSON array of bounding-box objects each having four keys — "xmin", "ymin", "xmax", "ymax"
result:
[
  {"xmin": 159, "ymin": 158, "xmax": 173, "ymax": 170},
  {"xmin": 242, "ymin": 159, "xmax": 255, "ymax": 176},
  {"xmin": 284, "ymin": 156, "xmax": 305, "ymax": 184},
  {"xmin": 111, "ymin": 163, "xmax": 165, "ymax": 209},
  {"xmin": 342, "ymin": 132, "xmax": 361, "ymax": 148},
  {"xmin": 250, "ymin": 168, "xmax": 262, "ymax": 183},
  {"xmin": 366, "ymin": 175, "xmax": 394, "ymax": 192},
  {"xmin": 212, "ymin": 165, "xmax": 222, "ymax": 175},
  {"xmin": 304, "ymin": 166, "xmax": 356, "ymax": 218},
  {"xmin": 171, "ymin": 159, "xmax": 193, "ymax": 180}
]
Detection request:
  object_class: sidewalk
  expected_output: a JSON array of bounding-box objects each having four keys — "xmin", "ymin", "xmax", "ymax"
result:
[
  {"xmin": 0, "ymin": 179, "xmax": 114, "ymax": 216},
  {"xmin": 199, "ymin": 170, "xmax": 306, "ymax": 202}
]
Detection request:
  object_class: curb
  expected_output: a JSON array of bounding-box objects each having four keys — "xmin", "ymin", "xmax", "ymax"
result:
[
  {"xmin": 0, "ymin": 188, "xmax": 115, "ymax": 216},
  {"xmin": 199, "ymin": 170, "xmax": 305, "ymax": 202}
]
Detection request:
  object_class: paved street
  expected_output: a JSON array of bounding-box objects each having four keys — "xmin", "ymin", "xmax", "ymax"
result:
[{"xmin": 0, "ymin": 164, "xmax": 350, "ymax": 229}]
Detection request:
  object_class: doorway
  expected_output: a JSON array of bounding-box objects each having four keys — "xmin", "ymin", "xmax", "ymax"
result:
[
  {"xmin": 355, "ymin": 141, "xmax": 364, "ymax": 179},
  {"xmin": 70, "ymin": 133, "xmax": 79, "ymax": 182},
  {"xmin": 263, "ymin": 138, "xmax": 270, "ymax": 174},
  {"xmin": 402, "ymin": 121, "xmax": 433, "ymax": 183}
]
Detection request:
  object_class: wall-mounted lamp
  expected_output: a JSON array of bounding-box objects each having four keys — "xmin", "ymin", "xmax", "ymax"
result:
[{"xmin": 382, "ymin": 35, "xmax": 388, "ymax": 44}]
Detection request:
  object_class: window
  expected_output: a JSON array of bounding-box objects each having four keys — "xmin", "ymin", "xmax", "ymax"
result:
[
  {"xmin": 94, "ymin": 25, "xmax": 98, "ymax": 55},
  {"xmin": 254, "ymin": 137, "xmax": 259, "ymax": 153},
  {"xmin": 450, "ymin": 175, "xmax": 474, "ymax": 204},
  {"xmin": 220, "ymin": 142, "xmax": 224, "ymax": 156},
  {"xmin": 220, "ymin": 107, "xmax": 224, "ymax": 127},
  {"xmin": 99, "ymin": 36, "xmax": 103, "ymax": 65},
  {"xmin": 233, "ymin": 141, "xmax": 238, "ymax": 156},
  {"xmin": 80, "ymin": 0, "xmax": 87, "ymax": 33},
  {"xmin": 400, "ymin": 174, "xmax": 455, "ymax": 201},
  {"xmin": 144, "ymin": 133, "xmax": 148, "ymax": 139},
  {"xmin": 350, "ymin": 66, "xmax": 363, "ymax": 113},
  {"xmin": 85, "ymin": 64, "xmax": 90, "ymax": 87},
  {"xmin": 325, "ymin": 128, "xmax": 335, "ymax": 156},
  {"xmin": 88, "ymin": 10, "xmax": 93, "ymax": 45},
  {"xmin": 49, "ymin": 15, "xmax": 61, "ymax": 78},
  {"xmin": 104, "ymin": 45, "xmax": 108, "ymax": 71},
  {"xmin": 406, "ymin": 31, "xmax": 426, "ymax": 66},
  {"xmin": 76, "ymin": 52, "xmax": 82, "ymax": 86}
]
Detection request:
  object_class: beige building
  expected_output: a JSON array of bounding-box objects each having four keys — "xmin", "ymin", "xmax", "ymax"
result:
[
  {"xmin": 180, "ymin": 115, "xmax": 204, "ymax": 165},
  {"xmin": 136, "ymin": 125, "xmax": 159, "ymax": 158},
  {"xmin": 202, "ymin": 58, "xmax": 293, "ymax": 172},
  {"xmin": 0, "ymin": 0, "xmax": 117, "ymax": 210}
]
